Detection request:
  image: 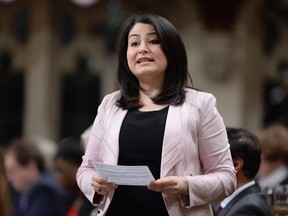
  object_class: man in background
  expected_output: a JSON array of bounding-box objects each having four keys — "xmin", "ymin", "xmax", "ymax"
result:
[
  {"xmin": 214, "ymin": 127, "xmax": 272, "ymax": 216},
  {"xmin": 3, "ymin": 138, "xmax": 64, "ymax": 216}
]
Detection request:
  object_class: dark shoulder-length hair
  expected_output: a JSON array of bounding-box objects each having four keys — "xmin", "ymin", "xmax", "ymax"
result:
[{"xmin": 116, "ymin": 13, "xmax": 193, "ymax": 110}]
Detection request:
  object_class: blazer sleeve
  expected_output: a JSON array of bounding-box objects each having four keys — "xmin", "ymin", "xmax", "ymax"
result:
[{"xmin": 185, "ymin": 93, "xmax": 236, "ymax": 207}]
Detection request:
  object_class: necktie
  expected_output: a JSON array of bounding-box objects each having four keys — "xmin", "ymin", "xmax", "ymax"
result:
[
  {"xmin": 19, "ymin": 193, "xmax": 29, "ymax": 214},
  {"xmin": 215, "ymin": 204, "xmax": 223, "ymax": 214}
]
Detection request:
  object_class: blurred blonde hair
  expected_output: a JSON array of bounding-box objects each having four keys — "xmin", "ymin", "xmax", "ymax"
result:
[{"xmin": 257, "ymin": 124, "xmax": 288, "ymax": 165}]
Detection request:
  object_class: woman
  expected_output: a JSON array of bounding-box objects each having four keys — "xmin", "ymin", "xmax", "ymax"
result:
[
  {"xmin": 76, "ymin": 13, "xmax": 236, "ymax": 216},
  {"xmin": 4, "ymin": 138, "xmax": 64, "ymax": 216}
]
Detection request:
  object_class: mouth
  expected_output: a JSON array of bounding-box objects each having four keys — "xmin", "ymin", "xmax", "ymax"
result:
[{"xmin": 137, "ymin": 57, "xmax": 154, "ymax": 64}]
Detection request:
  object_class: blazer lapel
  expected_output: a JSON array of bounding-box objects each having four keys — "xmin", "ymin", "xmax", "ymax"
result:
[
  {"xmin": 102, "ymin": 108, "xmax": 128, "ymax": 165},
  {"xmin": 161, "ymin": 105, "xmax": 185, "ymax": 177}
]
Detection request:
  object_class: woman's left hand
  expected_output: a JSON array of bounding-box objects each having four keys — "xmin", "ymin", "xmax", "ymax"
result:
[{"xmin": 148, "ymin": 176, "xmax": 188, "ymax": 195}]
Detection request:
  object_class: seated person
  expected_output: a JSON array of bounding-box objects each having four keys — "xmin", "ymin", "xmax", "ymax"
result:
[
  {"xmin": 3, "ymin": 138, "xmax": 64, "ymax": 216},
  {"xmin": 53, "ymin": 137, "xmax": 95, "ymax": 216},
  {"xmin": 257, "ymin": 124, "xmax": 288, "ymax": 190},
  {"xmin": 214, "ymin": 127, "xmax": 272, "ymax": 216}
]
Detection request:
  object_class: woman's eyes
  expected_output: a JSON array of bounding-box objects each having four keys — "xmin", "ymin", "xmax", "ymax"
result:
[
  {"xmin": 149, "ymin": 39, "xmax": 160, "ymax": 44},
  {"xmin": 131, "ymin": 42, "xmax": 139, "ymax": 47},
  {"xmin": 129, "ymin": 39, "xmax": 160, "ymax": 47}
]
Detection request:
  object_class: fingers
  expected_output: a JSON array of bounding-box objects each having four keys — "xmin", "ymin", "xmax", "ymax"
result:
[
  {"xmin": 92, "ymin": 174, "xmax": 107, "ymax": 184},
  {"xmin": 94, "ymin": 183, "xmax": 118, "ymax": 195},
  {"xmin": 149, "ymin": 183, "xmax": 178, "ymax": 195},
  {"xmin": 95, "ymin": 186, "xmax": 105, "ymax": 195},
  {"xmin": 148, "ymin": 176, "xmax": 188, "ymax": 195},
  {"xmin": 91, "ymin": 174, "xmax": 118, "ymax": 195}
]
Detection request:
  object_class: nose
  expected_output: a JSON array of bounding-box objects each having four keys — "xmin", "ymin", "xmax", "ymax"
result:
[{"xmin": 138, "ymin": 42, "xmax": 148, "ymax": 53}]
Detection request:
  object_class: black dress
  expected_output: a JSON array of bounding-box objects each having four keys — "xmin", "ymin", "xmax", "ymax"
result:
[{"xmin": 105, "ymin": 106, "xmax": 170, "ymax": 216}]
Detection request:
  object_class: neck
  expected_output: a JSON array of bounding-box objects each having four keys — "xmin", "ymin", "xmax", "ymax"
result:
[
  {"xmin": 236, "ymin": 174, "xmax": 252, "ymax": 189},
  {"xmin": 139, "ymin": 77, "xmax": 163, "ymax": 95},
  {"xmin": 22, "ymin": 171, "xmax": 40, "ymax": 193},
  {"xmin": 140, "ymin": 86, "xmax": 160, "ymax": 96}
]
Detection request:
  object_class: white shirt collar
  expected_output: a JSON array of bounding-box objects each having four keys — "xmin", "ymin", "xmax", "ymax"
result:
[{"xmin": 220, "ymin": 180, "xmax": 256, "ymax": 208}]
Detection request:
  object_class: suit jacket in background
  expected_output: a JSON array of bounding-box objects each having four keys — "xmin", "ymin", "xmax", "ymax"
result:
[
  {"xmin": 217, "ymin": 183, "xmax": 272, "ymax": 216},
  {"xmin": 16, "ymin": 172, "xmax": 65, "ymax": 216}
]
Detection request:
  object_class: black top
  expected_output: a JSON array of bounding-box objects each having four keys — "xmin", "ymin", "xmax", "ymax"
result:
[{"xmin": 105, "ymin": 106, "xmax": 169, "ymax": 216}]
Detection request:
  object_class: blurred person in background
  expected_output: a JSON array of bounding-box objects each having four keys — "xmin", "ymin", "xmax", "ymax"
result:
[
  {"xmin": 3, "ymin": 138, "xmax": 64, "ymax": 216},
  {"xmin": 53, "ymin": 137, "xmax": 95, "ymax": 216},
  {"xmin": 256, "ymin": 124, "xmax": 288, "ymax": 191},
  {"xmin": 32, "ymin": 136, "xmax": 59, "ymax": 171},
  {"xmin": 213, "ymin": 127, "xmax": 272, "ymax": 216},
  {"xmin": 0, "ymin": 147, "xmax": 13, "ymax": 216}
]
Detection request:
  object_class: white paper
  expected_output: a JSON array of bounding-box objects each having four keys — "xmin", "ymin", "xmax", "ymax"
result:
[{"xmin": 93, "ymin": 162, "xmax": 155, "ymax": 186}]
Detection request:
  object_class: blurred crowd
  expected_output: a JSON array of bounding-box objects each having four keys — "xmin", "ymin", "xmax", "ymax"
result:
[
  {"xmin": 0, "ymin": 128, "xmax": 96, "ymax": 216},
  {"xmin": 1, "ymin": 123, "xmax": 288, "ymax": 216}
]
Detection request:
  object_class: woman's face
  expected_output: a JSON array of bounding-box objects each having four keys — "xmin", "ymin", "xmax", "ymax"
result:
[{"xmin": 126, "ymin": 23, "xmax": 167, "ymax": 85}]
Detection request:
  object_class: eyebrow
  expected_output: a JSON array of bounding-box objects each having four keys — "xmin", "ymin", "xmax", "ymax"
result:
[{"xmin": 129, "ymin": 31, "xmax": 157, "ymax": 38}]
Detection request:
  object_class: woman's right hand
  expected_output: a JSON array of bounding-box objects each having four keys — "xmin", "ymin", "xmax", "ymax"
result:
[{"xmin": 91, "ymin": 173, "xmax": 118, "ymax": 195}]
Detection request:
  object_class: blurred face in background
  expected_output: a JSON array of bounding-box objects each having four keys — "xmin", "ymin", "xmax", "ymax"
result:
[
  {"xmin": 257, "ymin": 154, "xmax": 285, "ymax": 178},
  {"xmin": 4, "ymin": 152, "xmax": 36, "ymax": 193},
  {"xmin": 53, "ymin": 158, "xmax": 79, "ymax": 191}
]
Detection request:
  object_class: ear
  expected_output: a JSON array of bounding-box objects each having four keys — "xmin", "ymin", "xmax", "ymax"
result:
[{"xmin": 233, "ymin": 156, "xmax": 243, "ymax": 173}]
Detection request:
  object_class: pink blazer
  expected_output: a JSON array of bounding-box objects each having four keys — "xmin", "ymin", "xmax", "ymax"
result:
[{"xmin": 76, "ymin": 88, "xmax": 236, "ymax": 216}]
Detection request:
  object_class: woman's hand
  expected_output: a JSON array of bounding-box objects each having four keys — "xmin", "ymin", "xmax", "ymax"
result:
[
  {"xmin": 148, "ymin": 176, "xmax": 188, "ymax": 195},
  {"xmin": 91, "ymin": 173, "xmax": 118, "ymax": 195}
]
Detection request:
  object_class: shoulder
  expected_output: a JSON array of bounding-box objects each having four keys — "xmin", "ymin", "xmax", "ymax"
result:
[
  {"xmin": 235, "ymin": 184, "xmax": 268, "ymax": 206},
  {"xmin": 101, "ymin": 90, "xmax": 120, "ymax": 105},
  {"xmin": 223, "ymin": 197, "xmax": 272, "ymax": 216},
  {"xmin": 102, "ymin": 90, "xmax": 121, "ymax": 103},
  {"xmin": 184, "ymin": 88, "xmax": 217, "ymax": 109},
  {"xmin": 230, "ymin": 192, "xmax": 272, "ymax": 215},
  {"xmin": 243, "ymin": 192, "xmax": 270, "ymax": 205},
  {"xmin": 31, "ymin": 173, "xmax": 64, "ymax": 196},
  {"xmin": 97, "ymin": 90, "xmax": 126, "ymax": 120}
]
